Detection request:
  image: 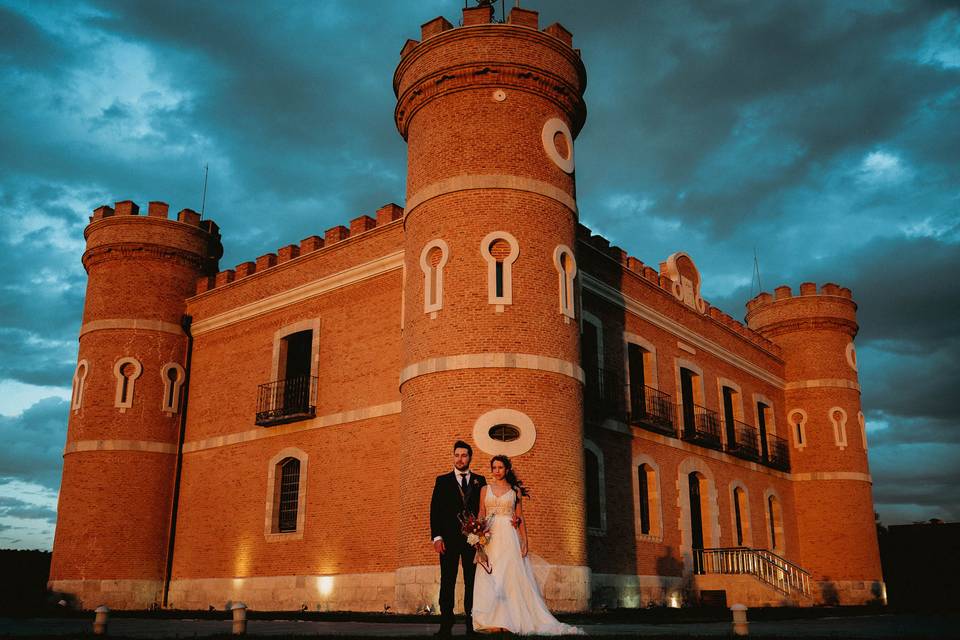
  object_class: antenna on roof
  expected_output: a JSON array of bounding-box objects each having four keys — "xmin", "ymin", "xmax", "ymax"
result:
[
  {"xmin": 751, "ymin": 247, "xmax": 763, "ymax": 297},
  {"xmin": 200, "ymin": 163, "xmax": 209, "ymax": 218}
]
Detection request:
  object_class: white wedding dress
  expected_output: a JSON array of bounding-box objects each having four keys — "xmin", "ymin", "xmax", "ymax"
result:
[{"xmin": 472, "ymin": 487, "xmax": 584, "ymax": 636}]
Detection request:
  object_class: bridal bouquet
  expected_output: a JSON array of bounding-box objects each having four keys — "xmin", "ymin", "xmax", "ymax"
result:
[{"xmin": 458, "ymin": 511, "xmax": 493, "ymax": 574}]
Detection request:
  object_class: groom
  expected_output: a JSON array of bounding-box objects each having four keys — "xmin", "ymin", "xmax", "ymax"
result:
[{"xmin": 430, "ymin": 440, "xmax": 485, "ymax": 637}]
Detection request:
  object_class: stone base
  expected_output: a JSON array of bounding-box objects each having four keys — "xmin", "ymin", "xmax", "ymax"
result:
[
  {"xmin": 394, "ymin": 558, "xmax": 590, "ymax": 613},
  {"xmin": 693, "ymin": 574, "xmax": 811, "ymax": 607},
  {"xmin": 592, "ymin": 573, "xmax": 685, "ymax": 609},
  {"xmin": 813, "ymin": 579, "xmax": 886, "ymax": 606},
  {"xmin": 48, "ymin": 579, "xmax": 163, "ymax": 610},
  {"xmin": 167, "ymin": 573, "xmax": 395, "ymax": 612}
]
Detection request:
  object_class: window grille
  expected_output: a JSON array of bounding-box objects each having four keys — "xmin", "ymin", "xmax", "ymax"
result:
[{"xmin": 488, "ymin": 424, "xmax": 520, "ymax": 442}]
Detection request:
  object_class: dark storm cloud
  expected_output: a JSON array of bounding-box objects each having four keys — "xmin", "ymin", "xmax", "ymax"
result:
[
  {"xmin": 0, "ymin": 397, "xmax": 68, "ymax": 490},
  {"xmin": 0, "ymin": 495, "xmax": 57, "ymax": 523}
]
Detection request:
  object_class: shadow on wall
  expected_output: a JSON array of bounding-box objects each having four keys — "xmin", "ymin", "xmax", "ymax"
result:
[{"xmin": 656, "ymin": 546, "xmax": 687, "ymax": 606}]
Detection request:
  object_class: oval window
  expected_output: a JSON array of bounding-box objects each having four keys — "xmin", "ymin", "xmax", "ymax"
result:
[{"xmin": 488, "ymin": 424, "xmax": 520, "ymax": 442}]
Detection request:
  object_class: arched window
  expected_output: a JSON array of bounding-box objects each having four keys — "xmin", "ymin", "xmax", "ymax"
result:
[
  {"xmin": 858, "ymin": 411, "xmax": 868, "ymax": 450},
  {"xmin": 731, "ymin": 484, "xmax": 752, "ymax": 547},
  {"xmin": 160, "ymin": 363, "xmax": 186, "ymax": 413},
  {"xmin": 71, "ymin": 359, "xmax": 89, "ymax": 412},
  {"xmin": 420, "ymin": 239, "xmax": 449, "ymax": 318},
  {"xmin": 584, "ymin": 439, "xmax": 606, "ymax": 535},
  {"xmin": 113, "ymin": 357, "xmax": 142, "ymax": 410},
  {"xmin": 277, "ymin": 457, "xmax": 301, "ymax": 533},
  {"xmin": 633, "ymin": 454, "xmax": 662, "ymax": 540},
  {"xmin": 552, "ymin": 245, "xmax": 577, "ymax": 321},
  {"xmin": 265, "ymin": 448, "xmax": 308, "ymax": 540},
  {"xmin": 766, "ymin": 491, "xmax": 785, "ymax": 553},
  {"xmin": 480, "ymin": 231, "xmax": 519, "ymax": 311}
]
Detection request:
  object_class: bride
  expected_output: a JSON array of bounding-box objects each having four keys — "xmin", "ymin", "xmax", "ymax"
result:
[{"xmin": 472, "ymin": 455, "xmax": 584, "ymax": 636}]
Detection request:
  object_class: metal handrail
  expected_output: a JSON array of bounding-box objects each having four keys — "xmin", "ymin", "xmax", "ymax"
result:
[
  {"xmin": 726, "ymin": 420, "xmax": 760, "ymax": 460},
  {"xmin": 628, "ymin": 385, "xmax": 676, "ymax": 435},
  {"xmin": 766, "ymin": 433, "xmax": 791, "ymax": 471},
  {"xmin": 694, "ymin": 547, "xmax": 811, "ymax": 596},
  {"xmin": 256, "ymin": 375, "xmax": 318, "ymax": 426},
  {"xmin": 678, "ymin": 403, "xmax": 723, "ymax": 449}
]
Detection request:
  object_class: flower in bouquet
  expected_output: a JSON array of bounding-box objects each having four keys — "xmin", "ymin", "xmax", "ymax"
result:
[{"xmin": 458, "ymin": 510, "xmax": 493, "ymax": 574}]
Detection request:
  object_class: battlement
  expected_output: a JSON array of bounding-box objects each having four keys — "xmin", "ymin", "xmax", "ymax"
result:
[
  {"xmin": 89, "ymin": 200, "xmax": 221, "ymax": 237},
  {"xmin": 196, "ymin": 202, "xmax": 403, "ymax": 295},
  {"xmin": 745, "ymin": 282, "xmax": 855, "ymax": 314},
  {"xmin": 410, "ymin": 6, "xmax": 575, "ymax": 51},
  {"xmin": 574, "ymin": 224, "xmax": 780, "ymax": 356}
]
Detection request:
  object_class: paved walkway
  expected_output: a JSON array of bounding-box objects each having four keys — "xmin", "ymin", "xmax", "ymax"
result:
[{"xmin": 0, "ymin": 613, "xmax": 955, "ymax": 637}]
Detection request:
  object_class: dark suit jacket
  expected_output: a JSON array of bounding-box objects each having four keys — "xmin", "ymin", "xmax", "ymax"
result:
[{"xmin": 430, "ymin": 471, "xmax": 486, "ymax": 545}]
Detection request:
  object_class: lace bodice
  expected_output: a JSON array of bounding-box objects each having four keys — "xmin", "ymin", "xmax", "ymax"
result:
[{"xmin": 484, "ymin": 486, "xmax": 515, "ymax": 517}]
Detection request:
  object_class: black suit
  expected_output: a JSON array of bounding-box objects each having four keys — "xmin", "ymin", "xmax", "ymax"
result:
[{"xmin": 430, "ymin": 470, "xmax": 486, "ymax": 634}]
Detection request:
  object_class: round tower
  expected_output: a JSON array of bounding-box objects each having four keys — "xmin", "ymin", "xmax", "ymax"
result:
[
  {"xmin": 746, "ymin": 282, "xmax": 884, "ymax": 605},
  {"xmin": 49, "ymin": 200, "xmax": 221, "ymax": 609},
  {"xmin": 394, "ymin": 5, "xmax": 589, "ymax": 611}
]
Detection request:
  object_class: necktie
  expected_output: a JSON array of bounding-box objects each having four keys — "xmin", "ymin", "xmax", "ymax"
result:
[{"xmin": 460, "ymin": 473, "xmax": 467, "ymax": 492}]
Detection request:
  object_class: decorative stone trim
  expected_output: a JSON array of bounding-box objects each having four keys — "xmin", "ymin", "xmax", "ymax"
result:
[
  {"xmin": 845, "ymin": 342, "xmax": 858, "ymax": 371},
  {"xmin": 792, "ymin": 471, "xmax": 872, "ymax": 483},
  {"xmin": 271, "ymin": 319, "xmax": 321, "ymax": 382},
  {"xmin": 785, "ymin": 378, "xmax": 860, "ymax": 392},
  {"xmin": 160, "ymin": 362, "xmax": 186, "ymax": 414},
  {"xmin": 764, "ymin": 488, "xmax": 785, "ymax": 554},
  {"xmin": 584, "ymin": 439, "xmax": 607, "ymax": 536},
  {"xmin": 183, "ymin": 401, "xmax": 402, "ymax": 453},
  {"xmin": 581, "ymin": 310, "xmax": 605, "ymax": 371},
  {"xmin": 481, "ymin": 230, "xmax": 519, "ymax": 310},
  {"xmin": 729, "ymin": 481, "xmax": 753, "ymax": 547},
  {"xmin": 399, "ymin": 353, "xmax": 584, "ymax": 387},
  {"xmin": 582, "ymin": 273, "xmax": 786, "ymax": 389},
  {"xmin": 632, "ymin": 454, "xmax": 663, "ymax": 541},
  {"xmin": 64, "ymin": 439, "xmax": 177, "ymax": 456},
  {"xmin": 663, "ymin": 252, "xmax": 706, "ymax": 314},
  {"xmin": 674, "ymin": 358, "xmax": 706, "ymax": 430},
  {"xmin": 829, "ymin": 406, "xmax": 848, "ymax": 450},
  {"xmin": 190, "ymin": 251, "xmax": 404, "ymax": 336},
  {"xmin": 404, "ymin": 175, "xmax": 577, "ymax": 220},
  {"xmin": 71, "ymin": 359, "xmax": 89, "ymax": 412},
  {"xmin": 472, "ymin": 408, "xmax": 537, "ymax": 457},
  {"xmin": 788, "ymin": 408, "xmax": 808, "ymax": 450},
  {"xmin": 264, "ymin": 447, "xmax": 308, "ymax": 541},
  {"xmin": 858, "ymin": 411, "xmax": 867, "ymax": 450},
  {"xmin": 715, "ymin": 377, "xmax": 745, "ymax": 449},
  {"xmin": 623, "ymin": 333, "xmax": 659, "ymax": 414},
  {"xmin": 79, "ymin": 318, "xmax": 184, "ymax": 338},
  {"xmin": 552, "ymin": 244, "xmax": 577, "ymax": 321},
  {"xmin": 113, "ymin": 357, "xmax": 142, "ymax": 411},
  {"xmin": 676, "ymin": 458, "xmax": 721, "ymax": 571},
  {"xmin": 541, "ymin": 117, "xmax": 575, "ymax": 173},
  {"xmin": 752, "ymin": 392, "xmax": 777, "ymax": 437},
  {"xmin": 420, "ymin": 239, "xmax": 449, "ymax": 317}
]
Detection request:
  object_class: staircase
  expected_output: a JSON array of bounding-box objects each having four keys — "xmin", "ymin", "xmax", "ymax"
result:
[{"xmin": 693, "ymin": 547, "xmax": 813, "ymax": 605}]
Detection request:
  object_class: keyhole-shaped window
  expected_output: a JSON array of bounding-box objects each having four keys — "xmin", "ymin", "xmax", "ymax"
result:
[
  {"xmin": 552, "ymin": 245, "xmax": 577, "ymax": 321},
  {"xmin": 71, "ymin": 360, "xmax": 89, "ymax": 412},
  {"xmin": 419, "ymin": 239, "xmax": 449, "ymax": 318},
  {"xmin": 113, "ymin": 357, "xmax": 143, "ymax": 410},
  {"xmin": 161, "ymin": 363, "xmax": 186, "ymax": 413},
  {"xmin": 480, "ymin": 231, "xmax": 519, "ymax": 311}
]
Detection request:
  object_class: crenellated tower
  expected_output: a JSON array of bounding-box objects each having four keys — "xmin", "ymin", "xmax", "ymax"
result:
[
  {"xmin": 49, "ymin": 200, "xmax": 222, "ymax": 608},
  {"xmin": 746, "ymin": 282, "xmax": 884, "ymax": 604},
  {"xmin": 394, "ymin": 5, "xmax": 590, "ymax": 611}
]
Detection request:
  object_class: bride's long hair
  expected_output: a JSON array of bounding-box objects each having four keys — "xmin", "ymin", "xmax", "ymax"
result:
[{"xmin": 491, "ymin": 455, "xmax": 530, "ymax": 498}]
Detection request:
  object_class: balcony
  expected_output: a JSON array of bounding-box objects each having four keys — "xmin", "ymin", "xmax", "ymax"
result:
[
  {"xmin": 765, "ymin": 433, "xmax": 791, "ymax": 471},
  {"xmin": 726, "ymin": 420, "xmax": 761, "ymax": 461},
  {"xmin": 628, "ymin": 385, "xmax": 676, "ymax": 436},
  {"xmin": 678, "ymin": 403, "xmax": 723, "ymax": 450},
  {"xmin": 256, "ymin": 375, "xmax": 318, "ymax": 426}
]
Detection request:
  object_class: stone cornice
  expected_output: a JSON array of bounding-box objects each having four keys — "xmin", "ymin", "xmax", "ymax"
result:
[{"xmin": 395, "ymin": 61, "xmax": 586, "ymax": 140}]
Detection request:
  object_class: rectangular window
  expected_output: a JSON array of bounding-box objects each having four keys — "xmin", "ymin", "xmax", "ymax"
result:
[
  {"xmin": 638, "ymin": 466, "xmax": 650, "ymax": 535},
  {"xmin": 680, "ymin": 368, "xmax": 696, "ymax": 436},
  {"xmin": 757, "ymin": 402, "xmax": 770, "ymax": 461},
  {"xmin": 628, "ymin": 344, "xmax": 646, "ymax": 416},
  {"xmin": 723, "ymin": 387, "xmax": 737, "ymax": 446},
  {"xmin": 734, "ymin": 491, "xmax": 744, "ymax": 546}
]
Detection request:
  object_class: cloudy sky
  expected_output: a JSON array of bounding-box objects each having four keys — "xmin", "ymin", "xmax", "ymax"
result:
[{"xmin": 1, "ymin": 0, "xmax": 957, "ymax": 550}]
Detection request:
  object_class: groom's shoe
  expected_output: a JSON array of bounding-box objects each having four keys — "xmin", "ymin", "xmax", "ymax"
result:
[{"xmin": 434, "ymin": 628, "xmax": 452, "ymax": 639}]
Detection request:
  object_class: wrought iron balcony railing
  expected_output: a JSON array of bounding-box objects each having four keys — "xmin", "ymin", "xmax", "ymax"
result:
[
  {"xmin": 765, "ymin": 433, "xmax": 791, "ymax": 471},
  {"xmin": 726, "ymin": 420, "xmax": 761, "ymax": 461},
  {"xmin": 678, "ymin": 403, "xmax": 723, "ymax": 450},
  {"xmin": 628, "ymin": 385, "xmax": 676, "ymax": 436},
  {"xmin": 256, "ymin": 375, "xmax": 318, "ymax": 426}
]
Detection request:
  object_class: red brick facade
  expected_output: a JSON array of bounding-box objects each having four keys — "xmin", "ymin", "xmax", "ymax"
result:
[{"xmin": 49, "ymin": 7, "xmax": 883, "ymax": 611}]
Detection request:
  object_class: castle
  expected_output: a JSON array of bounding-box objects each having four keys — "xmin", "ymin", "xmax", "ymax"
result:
[{"xmin": 49, "ymin": 4, "xmax": 884, "ymax": 611}]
